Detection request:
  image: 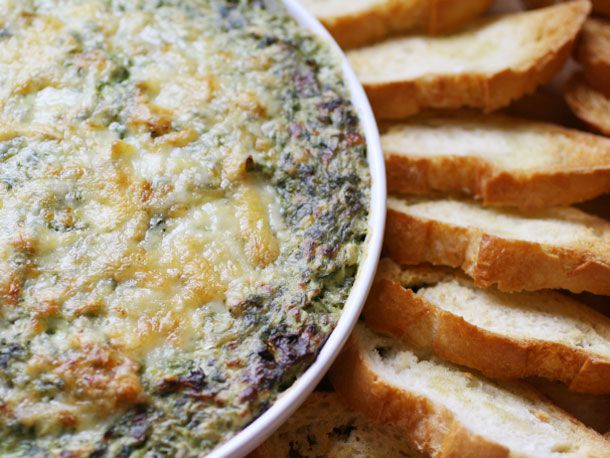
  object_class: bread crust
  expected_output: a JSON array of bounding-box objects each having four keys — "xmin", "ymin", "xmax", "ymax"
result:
[
  {"xmin": 524, "ymin": 0, "xmax": 610, "ymax": 16},
  {"xmin": 564, "ymin": 73, "xmax": 610, "ymax": 136},
  {"xmin": 330, "ymin": 328, "xmax": 610, "ymax": 457},
  {"xmin": 365, "ymin": 265, "xmax": 610, "ymax": 394},
  {"xmin": 384, "ymin": 205, "xmax": 610, "ymax": 295},
  {"xmin": 576, "ymin": 18, "xmax": 610, "ymax": 97},
  {"xmin": 316, "ymin": 0, "xmax": 492, "ymax": 49},
  {"xmin": 329, "ymin": 332, "xmax": 510, "ymax": 457},
  {"xmin": 384, "ymin": 117, "xmax": 610, "ymax": 208},
  {"xmin": 593, "ymin": 0, "xmax": 610, "ymax": 14},
  {"xmin": 429, "ymin": 0, "xmax": 493, "ymax": 34},
  {"xmin": 360, "ymin": 1, "xmax": 589, "ymax": 119}
]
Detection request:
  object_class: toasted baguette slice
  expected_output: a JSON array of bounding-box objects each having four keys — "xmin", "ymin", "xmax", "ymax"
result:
[
  {"xmin": 576, "ymin": 18, "xmax": 610, "ymax": 97},
  {"xmin": 365, "ymin": 259, "xmax": 610, "ymax": 393},
  {"xmin": 330, "ymin": 324, "xmax": 610, "ymax": 457},
  {"xmin": 565, "ymin": 74, "xmax": 610, "ymax": 137},
  {"xmin": 523, "ymin": 0, "xmax": 610, "ymax": 17},
  {"xmin": 383, "ymin": 114, "xmax": 610, "ymax": 208},
  {"xmin": 298, "ymin": 0, "xmax": 492, "ymax": 49},
  {"xmin": 385, "ymin": 196, "xmax": 610, "ymax": 294},
  {"xmin": 347, "ymin": 0, "xmax": 590, "ymax": 119},
  {"xmin": 251, "ymin": 391, "xmax": 423, "ymax": 457}
]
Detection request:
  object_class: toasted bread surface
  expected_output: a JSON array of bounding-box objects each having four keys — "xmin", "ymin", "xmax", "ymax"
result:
[
  {"xmin": 385, "ymin": 196, "xmax": 610, "ymax": 294},
  {"xmin": 565, "ymin": 74, "xmax": 610, "ymax": 136},
  {"xmin": 330, "ymin": 324, "xmax": 610, "ymax": 457},
  {"xmin": 251, "ymin": 391, "xmax": 422, "ymax": 457},
  {"xmin": 299, "ymin": 0, "xmax": 492, "ymax": 49},
  {"xmin": 383, "ymin": 114, "xmax": 610, "ymax": 208},
  {"xmin": 365, "ymin": 259, "xmax": 610, "ymax": 393},
  {"xmin": 576, "ymin": 18, "xmax": 610, "ymax": 96},
  {"xmin": 347, "ymin": 1, "xmax": 590, "ymax": 119}
]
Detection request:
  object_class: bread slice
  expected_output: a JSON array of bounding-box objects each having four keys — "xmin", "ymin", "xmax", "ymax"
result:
[
  {"xmin": 330, "ymin": 324, "xmax": 610, "ymax": 457},
  {"xmin": 531, "ymin": 379, "xmax": 610, "ymax": 433},
  {"xmin": 503, "ymin": 87, "xmax": 580, "ymax": 127},
  {"xmin": 383, "ymin": 114, "xmax": 610, "ymax": 208},
  {"xmin": 298, "ymin": 0, "xmax": 492, "ymax": 49},
  {"xmin": 565, "ymin": 74, "xmax": 610, "ymax": 137},
  {"xmin": 251, "ymin": 391, "xmax": 423, "ymax": 457},
  {"xmin": 385, "ymin": 196, "xmax": 610, "ymax": 294},
  {"xmin": 523, "ymin": 0, "xmax": 610, "ymax": 17},
  {"xmin": 347, "ymin": 0, "xmax": 590, "ymax": 119},
  {"xmin": 576, "ymin": 18, "xmax": 610, "ymax": 97},
  {"xmin": 365, "ymin": 259, "xmax": 610, "ymax": 393}
]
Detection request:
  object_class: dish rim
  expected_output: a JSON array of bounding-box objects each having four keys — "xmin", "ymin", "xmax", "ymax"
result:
[{"xmin": 209, "ymin": 1, "xmax": 386, "ymax": 457}]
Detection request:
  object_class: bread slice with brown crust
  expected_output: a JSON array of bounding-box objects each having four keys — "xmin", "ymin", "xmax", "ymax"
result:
[
  {"xmin": 565, "ymin": 74, "xmax": 610, "ymax": 137},
  {"xmin": 298, "ymin": 0, "xmax": 492, "ymax": 49},
  {"xmin": 383, "ymin": 114, "xmax": 610, "ymax": 209},
  {"xmin": 330, "ymin": 324, "xmax": 610, "ymax": 457},
  {"xmin": 347, "ymin": 0, "xmax": 590, "ymax": 119},
  {"xmin": 385, "ymin": 196, "xmax": 610, "ymax": 294},
  {"xmin": 365, "ymin": 258, "xmax": 610, "ymax": 394},
  {"xmin": 523, "ymin": 0, "xmax": 610, "ymax": 17},
  {"xmin": 251, "ymin": 391, "xmax": 423, "ymax": 457},
  {"xmin": 576, "ymin": 18, "xmax": 610, "ymax": 97}
]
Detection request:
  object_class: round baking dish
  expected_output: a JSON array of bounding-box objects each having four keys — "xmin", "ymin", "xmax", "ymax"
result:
[{"xmin": 209, "ymin": 1, "xmax": 386, "ymax": 457}]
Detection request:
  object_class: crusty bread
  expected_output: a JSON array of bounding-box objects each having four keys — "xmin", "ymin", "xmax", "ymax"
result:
[
  {"xmin": 383, "ymin": 114, "xmax": 610, "ymax": 208},
  {"xmin": 575, "ymin": 18, "xmax": 610, "ymax": 97},
  {"xmin": 365, "ymin": 258, "xmax": 610, "ymax": 394},
  {"xmin": 523, "ymin": 0, "xmax": 610, "ymax": 17},
  {"xmin": 330, "ymin": 324, "xmax": 610, "ymax": 457},
  {"xmin": 385, "ymin": 196, "xmax": 610, "ymax": 294},
  {"xmin": 298, "ymin": 0, "xmax": 492, "ymax": 49},
  {"xmin": 531, "ymin": 379, "xmax": 610, "ymax": 433},
  {"xmin": 565, "ymin": 74, "xmax": 610, "ymax": 137},
  {"xmin": 504, "ymin": 87, "xmax": 580, "ymax": 127},
  {"xmin": 251, "ymin": 391, "xmax": 422, "ymax": 457},
  {"xmin": 347, "ymin": 0, "xmax": 590, "ymax": 119}
]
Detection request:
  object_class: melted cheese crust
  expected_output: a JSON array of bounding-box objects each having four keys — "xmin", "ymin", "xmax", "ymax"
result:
[
  {"xmin": 0, "ymin": 1, "xmax": 370, "ymax": 455},
  {"xmin": 0, "ymin": 0, "xmax": 286, "ymax": 433}
]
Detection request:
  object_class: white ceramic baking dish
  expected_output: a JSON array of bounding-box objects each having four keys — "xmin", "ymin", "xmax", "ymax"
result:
[{"xmin": 209, "ymin": 1, "xmax": 386, "ymax": 456}]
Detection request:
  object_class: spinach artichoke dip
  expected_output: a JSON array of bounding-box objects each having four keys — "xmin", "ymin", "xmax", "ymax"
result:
[{"xmin": 0, "ymin": 0, "xmax": 370, "ymax": 455}]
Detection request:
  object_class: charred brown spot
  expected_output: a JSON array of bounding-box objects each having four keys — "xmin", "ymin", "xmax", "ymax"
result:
[
  {"xmin": 147, "ymin": 116, "xmax": 172, "ymax": 138},
  {"xmin": 59, "ymin": 411, "xmax": 78, "ymax": 429},
  {"xmin": 244, "ymin": 155, "xmax": 255, "ymax": 172},
  {"xmin": 239, "ymin": 325, "xmax": 321, "ymax": 403},
  {"xmin": 52, "ymin": 343, "xmax": 147, "ymax": 413},
  {"xmin": 158, "ymin": 369, "xmax": 206, "ymax": 394},
  {"xmin": 329, "ymin": 421, "xmax": 356, "ymax": 440}
]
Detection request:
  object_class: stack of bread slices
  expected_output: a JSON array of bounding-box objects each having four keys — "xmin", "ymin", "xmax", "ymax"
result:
[{"xmin": 254, "ymin": 1, "xmax": 610, "ymax": 456}]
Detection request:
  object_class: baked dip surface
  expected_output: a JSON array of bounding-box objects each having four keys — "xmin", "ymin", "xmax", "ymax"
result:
[{"xmin": 0, "ymin": 0, "xmax": 370, "ymax": 455}]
